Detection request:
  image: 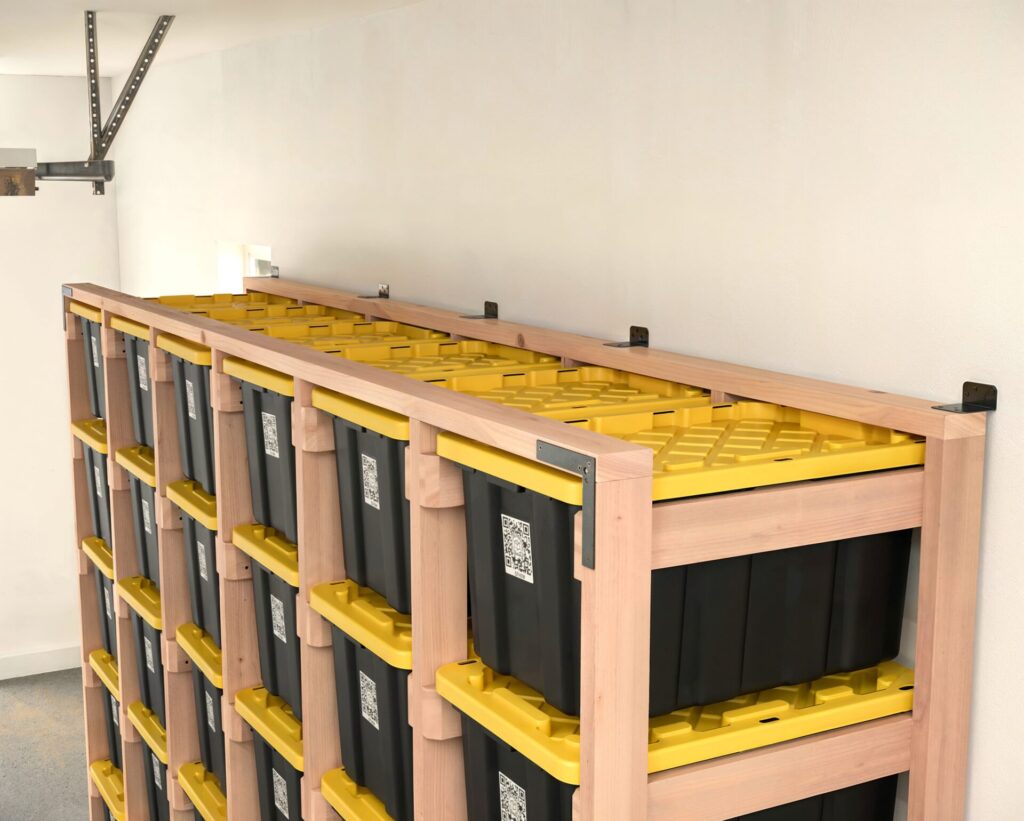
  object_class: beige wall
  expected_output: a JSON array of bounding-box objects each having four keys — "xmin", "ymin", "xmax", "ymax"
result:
[
  {"xmin": 0, "ymin": 74, "xmax": 121, "ymax": 677},
  {"xmin": 111, "ymin": 1, "xmax": 1023, "ymax": 816}
]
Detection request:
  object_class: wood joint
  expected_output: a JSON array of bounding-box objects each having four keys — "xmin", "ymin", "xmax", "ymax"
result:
[
  {"xmin": 156, "ymin": 495, "xmax": 183, "ymax": 531},
  {"xmin": 409, "ymin": 451, "xmax": 464, "ymax": 509},
  {"xmin": 412, "ymin": 684, "xmax": 463, "ymax": 740},
  {"xmin": 163, "ymin": 638, "xmax": 192, "ymax": 674},
  {"xmin": 224, "ymin": 705, "xmax": 252, "ymax": 743},
  {"xmin": 301, "ymin": 603, "xmax": 333, "ymax": 648},
  {"xmin": 218, "ymin": 538, "xmax": 253, "ymax": 580},
  {"xmin": 293, "ymin": 404, "xmax": 335, "ymax": 453}
]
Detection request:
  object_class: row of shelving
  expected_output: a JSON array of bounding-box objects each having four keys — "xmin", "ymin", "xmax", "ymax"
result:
[{"xmin": 65, "ymin": 279, "xmax": 987, "ymax": 821}]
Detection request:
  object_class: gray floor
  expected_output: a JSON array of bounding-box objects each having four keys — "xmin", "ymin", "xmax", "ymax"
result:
[{"xmin": 0, "ymin": 667, "xmax": 88, "ymax": 821}]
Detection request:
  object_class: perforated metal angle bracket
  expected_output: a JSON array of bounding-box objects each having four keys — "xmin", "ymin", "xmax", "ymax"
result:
[
  {"xmin": 605, "ymin": 325, "xmax": 649, "ymax": 348},
  {"xmin": 461, "ymin": 301, "xmax": 498, "ymax": 320},
  {"xmin": 537, "ymin": 441, "xmax": 597, "ymax": 569},
  {"xmin": 359, "ymin": 284, "xmax": 390, "ymax": 299},
  {"xmin": 933, "ymin": 381, "xmax": 998, "ymax": 413}
]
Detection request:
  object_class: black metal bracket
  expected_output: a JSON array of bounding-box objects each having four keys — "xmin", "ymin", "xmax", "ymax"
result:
[
  {"xmin": 537, "ymin": 441, "xmax": 597, "ymax": 569},
  {"xmin": 461, "ymin": 301, "xmax": 498, "ymax": 320},
  {"xmin": 359, "ymin": 284, "xmax": 390, "ymax": 299},
  {"xmin": 36, "ymin": 161, "xmax": 114, "ymax": 183},
  {"xmin": 933, "ymin": 381, "xmax": 998, "ymax": 414},
  {"xmin": 605, "ymin": 325, "xmax": 649, "ymax": 348}
]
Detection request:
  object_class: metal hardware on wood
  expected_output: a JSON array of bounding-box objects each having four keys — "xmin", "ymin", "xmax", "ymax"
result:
[
  {"xmin": 461, "ymin": 301, "xmax": 499, "ymax": 320},
  {"xmin": 605, "ymin": 325, "xmax": 649, "ymax": 348},
  {"xmin": 360, "ymin": 284, "xmax": 390, "ymax": 299},
  {"xmin": 933, "ymin": 381, "xmax": 998, "ymax": 413},
  {"xmin": 537, "ymin": 441, "xmax": 597, "ymax": 568}
]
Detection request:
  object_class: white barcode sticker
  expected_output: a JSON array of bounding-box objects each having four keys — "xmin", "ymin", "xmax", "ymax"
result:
[
  {"xmin": 185, "ymin": 379, "xmax": 197, "ymax": 420},
  {"xmin": 94, "ymin": 465, "xmax": 103, "ymax": 497},
  {"xmin": 262, "ymin": 411, "xmax": 280, "ymax": 458},
  {"xmin": 144, "ymin": 635, "xmax": 155, "ymax": 673},
  {"xmin": 152, "ymin": 753, "xmax": 162, "ymax": 789},
  {"xmin": 361, "ymin": 454, "xmax": 380, "ymax": 510},
  {"xmin": 197, "ymin": 540, "xmax": 209, "ymax": 581},
  {"xmin": 137, "ymin": 354, "xmax": 149, "ymax": 391},
  {"xmin": 104, "ymin": 587, "xmax": 112, "ymax": 620},
  {"xmin": 499, "ymin": 771, "xmax": 527, "ymax": 821},
  {"xmin": 359, "ymin": 670, "xmax": 380, "ymax": 730},
  {"xmin": 501, "ymin": 514, "xmax": 534, "ymax": 583},
  {"xmin": 91, "ymin": 335, "xmax": 100, "ymax": 367},
  {"xmin": 142, "ymin": 497, "xmax": 152, "ymax": 535},
  {"xmin": 110, "ymin": 695, "xmax": 119, "ymax": 726},
  {"xmin": 205, "ymin": 689, "xmax": 217, "ymax": 732},
  {"xmin": 271, "ymin": 594, "xmax": 287, "ymax": 643},
  {"xmin": 272, "ymin": 768, "xmax": 290, "ymax": 818}
]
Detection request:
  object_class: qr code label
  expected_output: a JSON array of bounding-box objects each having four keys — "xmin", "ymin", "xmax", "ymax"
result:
[
  {"xmin": 110, "ymin": 695, "xmax": 119, "ymax": 726},
  {"xmin": 501, "ymin": 514, "xmax": 534, "ymax": 584},
  {"xmin": 262, "ymin": 411, "xmax": 280, "ymax": 458},
  {"xmin": 104, "ymin": 587, "xmax": 112, "ymax": 620},
  {"xmin": 499, "ymin": 771, "xmax": 527, "ymax": 821},
  {"xmin": 361, "ymin": 454, "xmax": 380, "ymax": 510},
  {"xmin": 272, "ymin": 768, "xmax": 290, "ymax": 818},
  {"xmin": 144, "ymin": 635, "xmax": 156, "ymax": 673},
  {"xmin": 359, "ymin": 671, "xmax": 380, "ymax": 730},
  {"xmin": 137, "ymin": 354, "xmax": 149, "ymax": 391},
  {"xmin": 152, "ymin": 753, "xmax": 162, "ymax": 789},
  {"xmin": 197, "ymin": 540, "xmax": 209, "ymax": 581},
  {"xmin": 271, "ymin": 594, "xmax": 287, "ymax": 643},
  {"xmin": 91, "ymin": 335, "xmax": 100, "ymax": 367},
  {"xmin": 205, "ymin": 690, "xmax": 217, "ymax": 732},
  {"xmin": 185, "ymin": 379, "xmax": 197, "ymax": 420},
  {"xmin": 94, "ymin": 465, "xmax": 103, "ymax": 497},
  {"xmin": 142, "ymin": 498, "xmax": 152, "ymax": 534}
]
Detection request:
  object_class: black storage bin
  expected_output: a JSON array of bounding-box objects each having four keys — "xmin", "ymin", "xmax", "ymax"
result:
[
  {"xmin": 236, "ymin": 688, "xmax": 304, "ymax": 821},
  {"xmin": 127, "ymin": 472, "xmax": 161, "ymax": 584},
  {"xmin": 733, "ymin": 776, "xmax": 898, "ymax": 820},
  {"xmin": 192, "ymin": 668, "xmax": 227, "ymax": 791},
  {"xmin": 76, "ymin": 310, "xmax": 106, "ymax": 419},
  {"xmin": 159, "ymin": 334, "xmax": 216, "ymax": 496},
  {"xmin": 132, "ymin": 613, "xmax": 166, "ymax": 726},
  {"xmin": 95, "ymin": 569, "xmax": 118, "ymax": 660},
  {"xmin": 458, "ymin": 466, "xmax": 911, "ymax": 716},
  {"xmin": 101, "ymin": 689, "xmax": 122, "ymax": 770},
  {"xmin": 253, "ymin": 732, "xmax": 302, "ymax": 821},
  {"xmin": 251, "ymin": 558, "xmax": 302, "ymax": 718},
  {"xmin": 170, "ymin": 481, "xmax": 222, "ymax": 647},
  {"xmin": 332, "ymin": 413, "xmax": 411, "ymax": 614},
  {"xmin": 142, "ymin": 745, "xmax": 170, "ymax": 821},
  {"xmin": 115, "ymin": 317, "xmax": 155, "ymax": 448},
  {"xmin": 82, "ymin": 439, "xmax": 112, "ymax": 546},
  {"xmin": 331, "ymin": 627, "xmax": 413, "ymax": 821}
]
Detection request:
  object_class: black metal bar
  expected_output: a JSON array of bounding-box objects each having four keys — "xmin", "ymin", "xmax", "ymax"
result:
[
  {"xmin": 36, "ymin": 161, "xmax": 115, "ymax": 183},
  {"xmin": 605, "ymin": 325, "xmax": 649, "ymax": 348},
  {"xmin": 92, "ymin": 15, "xmax": 174, "ymax": 162},
  {"xmin": 933, "ymin": 382, "xmax": 998, "ymax": 414},
  {"xmin": 84, "ymin": 11, "xmax": 104, "ymax": 194},
  {"xmin": 461, "ymin": 301, "xmax": 499, "ymax": 319},
  {"xmin": 536, "ymin": 441, "xmax": 597, "ymax": 568}
]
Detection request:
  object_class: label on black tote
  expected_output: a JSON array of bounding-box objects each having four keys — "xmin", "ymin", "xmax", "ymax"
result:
[
  {"xmin": 205, "ymin": 690, "xmax": 216, "ymax": 732},
  {"xmin": 271, "ymin": 594, "xmax": 287, "ymax": 643},
  {"xmin": 359, "ymin": 671, "xmax": 380, "ymax": 730},
  {"xmin": 499, "ymin": 771, "xmax": 527, "ymax": 821},
  {"xmin": 137, "ymin": 355, "xmax": 149, "ymax": 391},
  {"xmin": 91, "ymin": 336, "xmax": 100, "ymax": 367},
  {"xmin": 152, "ymin": 753, "xmax": 162, "ymax": 789},
  {"xmin": 142, "ymin": 498, "xmax": 152, "ymax": 535},
  {"xmin": 197, "ymin": 540, "xmax": 208, "ymax": 581},
  {"xmin": 94, "ymin": 465, "xmax": 103, "ymax": 497},
  {"xmin": 361, "ymin": 454, "xmax": 380, "ymax": 510},
  {"xmin": 110, "ymin": 695, "xmax": 119, "ymax": 726},
  {"xmin": 185, "ymin": 379, "xmax": 197, "ymax": 420},
  {"xmin": 144, "ymin": 635, "xmax": 156, "ymax": 673},
  {"xmin": 262, "ymin": 411, "xmax": 280, "ymax": 458},
  {"xmin": 272, "ymin": 768, "xmax": 290, "ymax": 818},
  {"xmin": 500, "ymin": 514, "xmax": 534, "ymax": 584}
]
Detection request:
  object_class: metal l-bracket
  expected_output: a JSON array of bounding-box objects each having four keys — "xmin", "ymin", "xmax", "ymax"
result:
[
  {"xmin": 933, "ymin": 381, "xmax": 998, "ymax": 413},
  {"xmin": 605, "ymin": 325, "xmax": 649, "ymax": 348},
  {"xmin": 360, "ymin": 284, "xmax": 390, "ymax": 299},
  {"xmin": 461, "ymin": 301, "xmax": 498, "ymax": 320},
  {"xmin": 537, "ymin": 441, "xmax": 597, "ymax": 568}
]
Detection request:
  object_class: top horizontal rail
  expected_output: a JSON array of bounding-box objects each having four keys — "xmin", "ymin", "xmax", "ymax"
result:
[
  {"xmin": 63, "ymin": 283, "xmax": 652, "ymax": 483},
  {"xmin": 242, "ymin": 277, "xmax": 982, "ymax": 441}
]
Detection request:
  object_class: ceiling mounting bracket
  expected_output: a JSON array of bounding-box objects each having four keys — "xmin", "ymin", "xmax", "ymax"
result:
[
  {"xmin": 536, "ymin": 441, "xmax": 597, "ymax": 569},
  {"xmin": 933, "ymin": 381, "xmax": 998, "ymax": 414},
  {"xmin": 461, "ymin": 301, "xmax": 499, "ymax": 320},
  {"xmin": 605, "ymin": 325, "xmax": 649, "ymax": 348}
]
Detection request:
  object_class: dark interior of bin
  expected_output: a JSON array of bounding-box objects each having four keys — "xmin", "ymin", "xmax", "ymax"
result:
[
  {"xmin": 142, "ymin": 746, "xmax": 170, "ymax": 821},
  {"xmin": 191, "ymin": 668, "xmax": 227, "ymax": 790},
  {"xmin": 123, "ymin": 335, "xmax": 154, "ymax": 448},
  {"xmin": 101, "ymin": 691, "xmax": 122, "ymax": 769},
  {"xmin": 240, "ymin": 382, "xmax": 297, "ymax": 543},
  {"xmin": 252, "ymin": 562, "xmax": 302, "ymax": 719},
  {"xmin": 170, "ymin": 355, "xmax": 216, "ymax": 496},
  {"xmin": 83, "ymin": 446, "xmax": 112, "ymax": 547},
  {"xmin": 81, "ymin": 316, "xmax": 106, "ymax": 419},
  {"xmin": 333, "ymin": 417, "xmax": 412, "ymax": 614},
  {"xmin": 128, "ymin": 475, "xmax": 161, "ymax": 585},
  {"xmin": 182, "ymin": 511, "xmax": 221, "ymax": 647},
  {"xmin": 461, "ymin": 467, "xmax": 912, "ymax": 716},
  {"xmin": 130, "ymin": 613, "xmax": 167, "ymax": 726},
  {"xmin": 252, "ymin": 731, "xmax": 302, "ymax": 821},
  {"xmin": 331, "ymin": 626, "xmax": 413, "ymax": 821}
]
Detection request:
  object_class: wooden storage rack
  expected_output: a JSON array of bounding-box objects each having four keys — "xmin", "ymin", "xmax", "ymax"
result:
[{"xmin": 64, "ymin": 278, "xmax": 988, "ymax": 821}]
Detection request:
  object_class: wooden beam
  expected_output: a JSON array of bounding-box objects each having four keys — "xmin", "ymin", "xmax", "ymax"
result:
[{"xmin": 651, "ymin": 468, "xmax": 924, "ymax": 568}]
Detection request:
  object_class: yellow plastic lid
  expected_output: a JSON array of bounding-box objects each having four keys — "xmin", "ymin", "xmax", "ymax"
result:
[
  {"xmin": 232, "ymin": 524, "xmax": 299, "ymax": 587},
  {"xmin": 127, "ymin": 700, "xmax": 168, "ymax": 764},
  {"xmin": 178, "ymin": 762, "xmax": 227, "ymax": 821},
  {"xmin": 223, "ymin": 357, "xmax": 294, "ymax": 397},
  {"xmin": 234, "ymin": 686, "xmax": 304, "ymax": 772},
  {"xmin": 311, "ymin": 388, "xmax": 411, "ymax": 442},
  {"xmin": 110, "ymin": 315, "xmax": 149, "ymax": 340},
  {"xmin": 176, "ymin": 623, "xmax": 223, "ymax": 689},
  {"xmin": 153, "ymin": 292, "xmax": 281, "ymax": 308},
  {"xmin": 69, "ymin": 300, "xmax": 102, "ymax": 323},
  {"xmin": 438, "ymin": 401, "xmax": 926, "ymax": 504},
  {"xmin": 89, "ymin": 760, "xmax": 126, "ymax": 821},
  {"xmin": 82, "ymin": 537, "xmax": 115, "ymax": 580},
  {"xmin": 340, "ymin": 340, "xmax": 560, "ymax": 382},
  {"xmin": 71, "ymin": 417, "xmax": 108, "ymax": 454},
  {"xmin": 436, "ymin": 659, "xmax": 914, "ymax": 786},
  {"xmin": 321, "ymin": 768, "xmax": 391, "ymax": 821},
  {"xmin": 167, "ymin": 479, "xmax": 218, "ymax": 531},
  {"xmin": 310, "ymin": 581, "xmax": 412, "ymax": 670},
  {"xmin": 115, "ymin": 445, "xmax": 156, "ymax": 488},
  {"xmin": 116, "ymin": 576, "xmax": 162, "ymax": 630},
  {"xmin": 262, "ymin": 318, "xmax": 444, "ymax": 342},
  {"xmin": 156, "ymin": 333, "xmax": 212, "ymax": 367},
  {"xmin": 88, "ymin": 649, "xmax": 120, "ymax": 699}
]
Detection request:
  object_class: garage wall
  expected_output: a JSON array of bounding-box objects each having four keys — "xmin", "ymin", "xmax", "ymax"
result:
[
  {"xmin": 0, "ymin": 74, "xmax": 121, "ymax": 677},
  {"xmin": 110, "ymin": 2, "xmax": 1023, "ymax": 817}
]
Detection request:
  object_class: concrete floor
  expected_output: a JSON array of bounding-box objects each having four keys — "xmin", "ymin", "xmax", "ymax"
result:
[{"xmin": 0, "ymin": 667, "xmax": 88, "ymax": 821}]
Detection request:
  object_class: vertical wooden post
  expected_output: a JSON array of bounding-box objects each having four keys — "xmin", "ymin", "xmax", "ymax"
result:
[
  {"xmin": 211, "ymin": 351, "xmax": 262, "ymax": 821},
  {"xmin": 908, "ymin": 433, "xmax": 986, "ymax": 820},
  {"xmin": 407, "ymin": 421, "xmax": 468, "ymax": 821},
  {"xmin": 576, "ymin": 475, "xmax": 652, "ymax": 821},
  {"xmin": 293, "ymin": 381, "xmax": 346, "ymax": 821}
]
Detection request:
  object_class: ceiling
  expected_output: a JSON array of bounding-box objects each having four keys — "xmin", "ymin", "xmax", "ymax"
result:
[{"xmin": 0, "ymin": 0, "xmax": 421, "ymax": 76}]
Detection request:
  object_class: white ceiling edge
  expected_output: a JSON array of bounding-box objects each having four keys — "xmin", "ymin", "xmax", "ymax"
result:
[{"xmin": 0, "ymin": 0, "xmax": 424, "ymax": 77}]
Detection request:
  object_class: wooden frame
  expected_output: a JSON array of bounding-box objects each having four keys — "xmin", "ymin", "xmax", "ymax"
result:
[{"xmin": 63, "ymin": 278, "xmax": 987, "ymax": 821}]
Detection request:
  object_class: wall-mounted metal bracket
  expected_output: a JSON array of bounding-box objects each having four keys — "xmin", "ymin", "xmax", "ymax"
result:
[
  {"xmin": 360, "ymin": 284, "xmax": 390, "ymax": 299},
  {"xmin": 537, "ymin": 441, "xmax": 597, "ymax": 569},
  {"xmin": 461, "ymin": 301, "xmax": 498, "ymax": 320},
  {"xmin": 605, "ymin": 325, "xmax": 649, "ymax": 348},
  {"xmin": 933, "ymin": 381, "xmax": 998, "ymax": 413},
  {"xmin": 254, "ymin": 259, "xmax": 279, "ymax": 278}
]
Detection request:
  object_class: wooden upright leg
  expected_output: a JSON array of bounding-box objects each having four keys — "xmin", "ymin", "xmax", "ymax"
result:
[{"xmin": 908, "ymin": 434, "xmax": 986, "ymax": 820}]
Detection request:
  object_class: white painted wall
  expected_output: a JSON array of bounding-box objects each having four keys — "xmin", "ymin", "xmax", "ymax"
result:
[
  {"xmin": 110, "ymin": 1, "xmax": 1023, "ymax": 816},
  {"xmin": 0, "ymin": 74, "xmax": 121, "ymax": 678}
]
